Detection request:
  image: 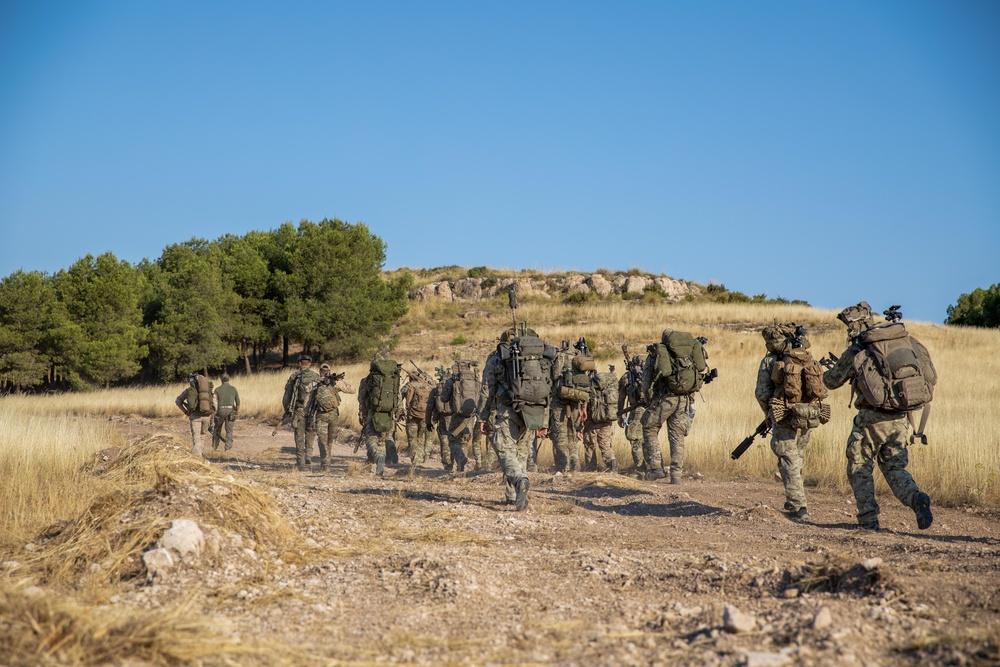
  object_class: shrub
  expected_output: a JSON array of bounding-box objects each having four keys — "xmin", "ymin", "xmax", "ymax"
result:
[{"xmin": 450, "ymin": 334, "xmax": 467, "ymax": 345}]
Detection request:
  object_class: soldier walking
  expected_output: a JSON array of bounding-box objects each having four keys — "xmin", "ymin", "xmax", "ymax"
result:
[
  {"xmin": 823, "ymin": 302, "xmax": 936, "ymax": 531},
  {"xmin": 175, "ymin": 372, "xmax": 215, "ymax": 457},
  {"xmin": 212, "ymin": 373, "xmax": 240, "ymax": 452},
  {"xmin": 306, "ymin": 363, "xmax": 356, "ymax": 472},
  {"xmin": 618, "ymin": 353, "xmax": 647, "ymax": 472},
  {"xmin": 282, "ymin": 354, "xmax": 320, "ymax": 471}
]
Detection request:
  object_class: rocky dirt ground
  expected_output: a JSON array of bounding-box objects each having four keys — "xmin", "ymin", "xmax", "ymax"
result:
[{"xmin": 78, "ymin": 417, "xmax": 1000, "ymax": 665}]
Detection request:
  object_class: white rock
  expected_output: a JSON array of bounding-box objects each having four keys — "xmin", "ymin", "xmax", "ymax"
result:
[
  {"xmin": 158, "ymin": 519, "xmax": 205, "ymax": 561},
  {"xmin": 587, "ymin": 274, "xmax": 613, "ymax": 297},
  {"xmin": 743, "ymin": 650, "xmax": 792, "ymax": 666},
  {"xmin": 861, "ymin": 557, "xmax": 883, "ymax": 571},
  {"xmin": 812, "ymin": 606, "xmax": 833, "ymax": 630},
  {"xmin": 142, "ymin": 548, "xmax": 175, "ymax": 581},
  {"xmin": 723, "ymin": 604, "xmax": 757, "ymax": 633}
]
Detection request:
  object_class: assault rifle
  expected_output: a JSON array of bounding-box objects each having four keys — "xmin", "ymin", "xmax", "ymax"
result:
[
  {"xmin": 617, "ymin": 344, "xmax": 645, "ymax": 417},
  {"xmin": 819, "ymin": 352, "xmax": 839, "ymax": 370},
  {"xmin": 271, "ymin": 410, "xmax": 292, "ymax": 436},
  {"xmin": 574, "ymin": 337, "xmax": 590, "ymax": 357},
  {"xmin": 730, "ymin": 419, "xmax": 770, "ymax": 460},
  {"xmin": 695, "ymin": 336, "xmax": 719, "ymax": 385}
]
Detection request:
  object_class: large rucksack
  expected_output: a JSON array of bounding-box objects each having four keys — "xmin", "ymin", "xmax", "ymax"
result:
[
  {"xmin": 368, "ymin": 358, "xmax": 401, "ymax": 433},
  {"xmin": 852, "ymin": 322, "xmax": 934, "ymax": 412},
  {"xmin": 769, "ymin": 347, "xmax": 830, "ymax": 429},
  {"xmin": 500, "ymin": 334, "xmax": 556, "ymax": 430},
  {"xmin": 642, "ymin": 331, "xmax": 707, "ymax": 397},
  {"xmin": 556, "ymin": 352, "xmax": 594, "ymax": 404},
  {"xmin": 192, "ymin": 375, "xmax": 215, "ymax": 414},
  {"xmin": 406, "ymin": 380, "xmax": 432, "ymax": 420},
  {"xmin": 588, "ymin": 372, "xmax": 619, "ymax": 424},
  {"xmin": 449, "ymin": 360, "xmax": 481, "ymax": 417}
]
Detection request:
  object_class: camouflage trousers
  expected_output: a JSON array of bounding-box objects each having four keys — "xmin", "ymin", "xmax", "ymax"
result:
[
  {"xmin": 446, "ymin": 415, "xmax": 474, "ymax": 471},
  {"xmin": 770, "ymin": 422, "xmax": 813, "ymax": 513},
  {"xmin": 641, "ymin": 394, "xmax": 691, "ymax": 475},
  {"xmin": 624, "ymin": 407, "xmax": 645, "ymax": 468},
  {"xmin": 846, "ymin": 409, "xmax": 922, "ymax": 527},
  {"xmin": 314, "ymin": 408, "xmax": 340, "ymax": 468},
  {"xmin": 549, "ymin": 401, "xmax": 582, "ymax": 472},
  {"xmin": 432, "ymin": 421, "xmax": 452, "ymax": 467},
  {"xmin": 583, "ymin": 422, "xmax": 616, "ymax": 471},
  {"xmin": 489, "ymin": 404, "xmax": 532, "ymax": 502},
  {"xmin": 363, "ymin": 415, "xmax": 395, "ymax": 468},
  {"xmin": 466, "ymin": 417, "xmax": 491, "ymax": 469},
  {"xmin": 212, "ymin": 408, "xmax": 236, "ymax": 451},
  {"xmin": 404, "ymin": 418, "xmax": 430, "ymax": 464},
  {"xmin": 292, "ymin": 408, "xmax": 317, "ymax": 468},
  {"xmin": 188, "ymin": 414, "xmax": 212, "ymax": 456}
]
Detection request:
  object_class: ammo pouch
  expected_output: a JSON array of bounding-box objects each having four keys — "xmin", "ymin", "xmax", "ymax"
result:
[{"xmin": 771, "ymin": 400, "xmax": 830, "ymax": 430}]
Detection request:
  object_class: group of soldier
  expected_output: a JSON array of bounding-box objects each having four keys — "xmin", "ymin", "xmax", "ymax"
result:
[{"xmin": 177, "ymin": 298, "xmax": 937, "ymax": 532}]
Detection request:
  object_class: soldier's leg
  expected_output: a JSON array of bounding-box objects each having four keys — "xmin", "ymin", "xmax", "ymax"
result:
[
  {"xmin": 189, "ymin": 415, "xmax": 205, "ymax": 456},
  {"xmin": 641, "ymin": 399, "xmax": 666, "ymax": 477},
  {"xmin": 582, "ymin": 427, "xmax": 598, "ymax": 471},
  {"xmin": 293, "ymin": 412, "xmax": 308, "ymax": 469},
  {"xmin": 846, "ymin": 414, "xmax": 880, "ymax": 528},
  {"xmin": 405, "ymin": 421, "xmax": 419, "ymax": 463},
  {"xmin": 223, "ymin": 412, "xmax": 236, "ymax": 451},
  {"xmin": 872, "ymin": 416, "xmax": 921, "ymax": 509},
  {"xmin": 664, "ymin": 397, "xmax": 691, "ymax": 482},
  {"xmin": 515, "ymin": 425, "xmax": 531, "ymax": 470},
  {"xmin": 439, "ymin": 423, "xmax": 453, "ymax": 470},
  {"xmin": 448, "ymin": 417, "xmax": 470, "ymax": 471},
  {"xmin": 567, "ymin": 420, "xmax": 582, "ymax": 472},
  {"xmin": 316, "ymin": 413, "xmax": 334, "ymax": 470},
  {"xmin": 597, "ymin": 423, "xmax": 616, "ymax": 471},
  {"xmin": 493, "ymin": 407, "xmax": 528, "ymax": 504},
  {"xmin": 770, "ymin": 424, "xmax": 808, "ymax": 513},
  {"xmin": 212, "ymin": 411, "xmax": 226, "ymax": 450},
  {"xmin": 550, "ymin": 407, "xmax": 571, "ymax": 472},
  {"xmin": 469, "ymin": 418, "xmax": 485, "ymax": 470}
]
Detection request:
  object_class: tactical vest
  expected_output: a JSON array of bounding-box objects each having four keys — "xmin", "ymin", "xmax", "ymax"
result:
[
  {"xmin": 406, "ymin": 381, "xmax": 432, "ymax": 420},
  {"xmin": 770, "ymin": 347, "xmax": 830, "ymax": 429}
]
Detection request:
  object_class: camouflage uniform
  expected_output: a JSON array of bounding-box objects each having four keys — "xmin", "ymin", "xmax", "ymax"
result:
[
  {"xmin": 212, "ymin": 376, "xmax": 240, "ymax": 451},
  {"xmin": 425, "ymin": 382, "xmax": 453, "ymax": 468},
  {"xmin": 283, "ymin": 363, "xmax": 320, "ymax": 470},
  {"xmin": 477, "ymin": 347, "xmax": 534, "ymax": 506},
  {"xmin": 175, "ymin": 375, "xmax": 213, "ymax": 456},
  {"xmin": 549, "ymin": 347, "xmax": 584, "ymax": 472},
  {"xmin": 641, "ymin": 393, "xmax": 691, "ymax": 481},
  {"xmin": 617, "ymin": 369, "xmax": 645, "ymax": 470},
  {"xmin": 401, "ymin": 378, "xmax": 433, "ymax": 465},
  {"xmin": 306, "ymin": 365, "xmax": 356, "ymax": 471},
  {"xmin": 823, "ymin": 337, "xmax": 937, "ymax": 529},
  {"xmin": 582, "ymin": 417, "xmax": 616, "ymax": 472},
  {"xmin": 357, "ymin": 373, "xmax": 396, "ymax": 475},
  {"xmin": 755, "ymin": 354, "xmax": 813, "ymax": 516}
]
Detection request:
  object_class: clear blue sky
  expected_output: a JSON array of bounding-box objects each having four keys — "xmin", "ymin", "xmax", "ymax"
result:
[{"xmin": 2, "ymin": 1, "xmax": 998, "ymax": 323}]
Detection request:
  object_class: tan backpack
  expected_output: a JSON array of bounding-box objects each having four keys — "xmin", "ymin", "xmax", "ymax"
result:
[
  {"xmin": 406, "ymin": 381, "xmax": 432, "ymax": 420},
  {"xmin": 768, "ymin": 337, "xmax": 829, "ymax": 429},
  {"xmin": 852, "ymin": 323, "xmax": 934, "ymax": 411}
]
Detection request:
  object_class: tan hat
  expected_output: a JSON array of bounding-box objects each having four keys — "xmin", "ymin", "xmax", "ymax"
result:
[{"xmin": 320, "ymin": 363, "xmax": 331, "ymax": 371}]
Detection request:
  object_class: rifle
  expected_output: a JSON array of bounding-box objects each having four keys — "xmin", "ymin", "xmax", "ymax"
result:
[
  {"xmin": 271, "ymin": 410, "xmax": 292, "ymax": 436},
  {"xmin": 730, "ymin": 419, "xmax": 770, "ymax": 460},
  {"xmin": 574, "ymin": 337, "xmax": 590, "ymax": 357},
  {"xmin": 819, "ymin": 352, "xmax": 839, "ymax": 370}
]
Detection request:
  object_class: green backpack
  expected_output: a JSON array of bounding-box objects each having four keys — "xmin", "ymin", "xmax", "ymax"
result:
[
  {"xmin": 587, "ymin": 372, "xmax": 619, "ymax": 424},
  {"xmin": 642, "ymin": 331, "xmax": 707, "ymax": 397},
  {"xmin": 368, "ymin": 359, "xmax": 401, "ymax": 433}
]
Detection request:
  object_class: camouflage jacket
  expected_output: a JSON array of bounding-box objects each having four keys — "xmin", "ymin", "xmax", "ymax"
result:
[
  {"xmin": 282, "ymin": 368, "xmax": 320, "ymax": 412},
  {"xmin": 476, "ymin": 350, "xmax": 504, "ymax": 420},
  {"xmin": 754, "ymin": 353, "xmax": 780, "ymax": 414}
]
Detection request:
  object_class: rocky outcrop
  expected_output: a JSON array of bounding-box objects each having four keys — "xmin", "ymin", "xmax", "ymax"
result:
[{"xmin": 406, "ymin": 270, "xmax": 696, "ymax": 303}]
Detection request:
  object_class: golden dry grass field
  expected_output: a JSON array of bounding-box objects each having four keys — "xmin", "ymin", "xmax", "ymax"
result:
[{"xmin": 2, "ymin": 296, "xmax": 998, "ymax": 666}]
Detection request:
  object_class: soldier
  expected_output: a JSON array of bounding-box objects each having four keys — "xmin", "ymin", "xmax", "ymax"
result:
[
  {"xmin": 549, "ymin": 339, "xmax": 590, "ymax": 473},
  {"xmin": 617, "ymin": 353, "xmax": 647, "ymax": 472},
  {"xmin": 400, "ymin": 369, "xmax": 434, "ymax": 467},
  {"xmin": 426, "ymin": 368, "xmax": 454, "ymax": 469},
  {"xmin": 478, "ymin": 328, "xmax": 548, "ymax": 510},
  {"xmin": 641, "ymin": 329, "xmax": 707, "ymax": 484},
  {"xmin": 358, "ymin": 355, "xmax": 401, "ymax": 477},
  {"xmin": 823, "ymin": 302, "xmax": 936, "ymax": 531},
  {"xmin": 755, "ymin": 324, "xmax": 829, "ymax": 522},
  {"xmin": 175, "ymin": 372, "xmax": 214, "ymax": 456},
  {"xmin": 306, "ymin": 363, "xmax": 356, "ymax": 472},
  {"xmin": 212, "ymin": 373, "xmax": 240, "ymax": 452},
  {"xmin": 282, "ymin": 354, "xmax": 320, "ymax": 471},
  {"xmin": 583, "ymin": 365, "xmax": 619, "ymax": 472}
]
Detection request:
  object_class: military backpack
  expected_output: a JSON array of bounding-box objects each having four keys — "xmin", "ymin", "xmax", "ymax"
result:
[
  {"xmin": 367, "ymin": 358, "xmax": 401, "ymax": 433},
  {"xmin": 588, "ymin": 371, "xmax": 619, "ymax": 424},
  {"xmin": 449, "ymin": 360, "xmax": 481, "ymax": 418},
  {"xmin": 852, "ymin": 322, "xmax": 934, "ymax": 412},
  {"xmin": 405, "ymin": 380, "xmax": 432, "ymax": 421},
  {"xmin": 499, "ymin": 334, "xmax": 556, "ymax": 430},
  {"xmin": 314, "ymin": 381, "xmax": 341, "ymax": 413},
  {"xmin": 769, "ymin": 346, "xmax": 830, "ymax": 429},
  {"xmin": 188, "ymin": 375, "xmax": 215, "ymax": 414},
  {"xmin": 642, "ymin": 331, "xmax": 707, "ymax": 397}
]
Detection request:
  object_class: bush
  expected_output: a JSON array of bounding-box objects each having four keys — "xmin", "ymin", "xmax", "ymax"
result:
[
  {"xmin": 467, "ymin": 266, "xmax": 489, "ymax": 278},
  {"xmin": 947, "ymin": 284, "xmax": 1000, "ymax": 327},
  {"xmin": 450, "ymin": 334, "xmax": 467, "ymax": 345}
]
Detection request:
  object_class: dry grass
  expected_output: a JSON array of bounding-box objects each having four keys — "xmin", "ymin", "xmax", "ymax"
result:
[{"xmin": 0, "ymin": 581, "xmax": 314, "ymax": 667}]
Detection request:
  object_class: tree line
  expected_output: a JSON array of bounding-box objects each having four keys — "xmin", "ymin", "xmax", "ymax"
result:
[
  {"xmin": 946, "ymin": 283, "xmax": 1000, "ymax": 328},
  {"xmin": 0, "ymin": 219, "xmax": 411, "ymax": 392}
]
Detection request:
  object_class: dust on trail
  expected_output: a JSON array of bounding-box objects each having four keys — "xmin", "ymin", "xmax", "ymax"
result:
[{"xmin": 45, "ymin": 416, "xmax": 1000, "ymax": 664}]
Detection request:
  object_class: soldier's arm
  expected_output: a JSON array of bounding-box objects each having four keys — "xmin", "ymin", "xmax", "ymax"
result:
[
  {"xmin": 822, "ymin": 346, "xmax": 856, "ymax": 390},
  {"xmin": 335, "ymin": 380, "xmax": 356, "ymax": 394},
  {"xmin": 234, "ymin": 389, "xmax": 240, "ymax": 412},
  {"xmin": 175, "ymin": 391, "xmax": 189, "ymax": 415},
  {"xmin": 282, "ymin": 372, "xmax": 297, "ymax": 411},
  {"xmin": 476, "ymin": 356, "xmax": 497, "ymax": 420},
  {"xmin": 754, "ymin": 356, "xmax": 776, "ymax": 413}
]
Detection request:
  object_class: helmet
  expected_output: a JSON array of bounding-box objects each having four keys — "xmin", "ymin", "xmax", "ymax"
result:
[{"xmin": 837, "ymin": 302, "xmax": 874, "ymax": 337}]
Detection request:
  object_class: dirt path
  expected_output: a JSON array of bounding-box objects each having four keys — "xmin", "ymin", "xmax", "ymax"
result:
[{"xmin": 117, "ymin": 416, "xmax": 1000, "ymax": 665}]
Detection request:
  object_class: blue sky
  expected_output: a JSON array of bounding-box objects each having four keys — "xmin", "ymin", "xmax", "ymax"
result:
[{"xmin": 1, "ymin": 1, "xmax": 997, "ymax": 323}]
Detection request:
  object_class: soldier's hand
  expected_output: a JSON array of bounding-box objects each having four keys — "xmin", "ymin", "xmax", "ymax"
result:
[
  {"xmin": 479, "ymin": 421, "xmax": 488, "ymax": 434},
  {"xmin": 535, "ymin": 428, "xmax": 548, "ymax": 439},
  {"xmin": 617, "ymin": 416, "xmax": 625, "ymax": 428}
]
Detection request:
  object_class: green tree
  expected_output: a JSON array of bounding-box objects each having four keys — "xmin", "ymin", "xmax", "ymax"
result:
[
  {"xmin": 144, "ymin": 240, "xmax": 240, "ymax": 379},
  {"xmin": 217, "ymin": 234, "xmax": 273, "ymax": 373},
  {"xmin": 946, "ymin": 283, "xmax": 1000, "ymax": 327},
  {"xmin": 0, "ymin": 271, "xmax": 75, "ymax": 390},
  {"xmin": 54, "ymin": 253, "xmax": 148, "ymax": 388}
]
